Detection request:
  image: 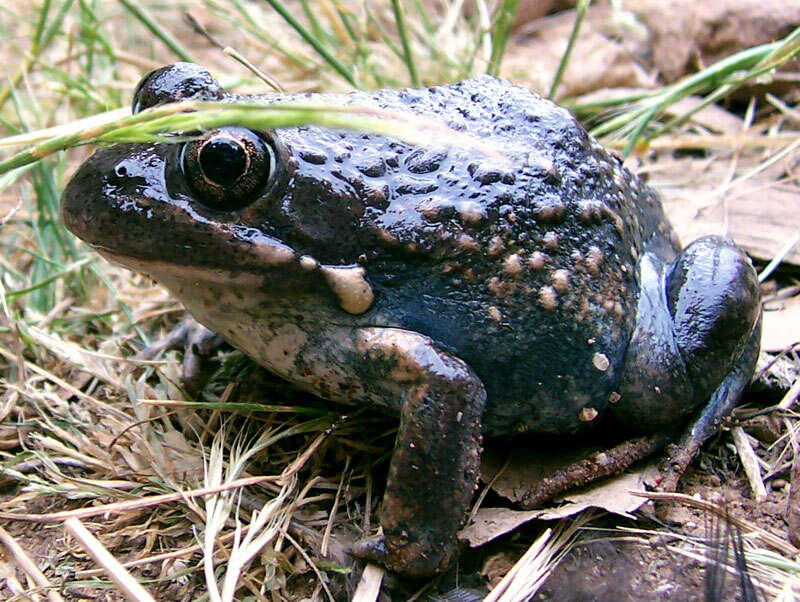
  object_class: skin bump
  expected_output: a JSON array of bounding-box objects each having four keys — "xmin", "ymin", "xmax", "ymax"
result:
[
  {"xmin": 528, "ymin": 251, "xmax": 548, "ymax": 270},
  {"xmin": 551, "ymin": 269, "xmax": 570, "ymax": 293},
  {"xmin": 538, "ymin": 285, "xmax": 558, "ymax": 312},
  {"xmin": 503, "ymin": 253, "xmax": 523, "ymax": 277},
  {"xmin": 592, "ymin": 352, "xmax": 610, "ymax": 371},
  {"xmin": 320, "ymin": 265, "xmax": 374, "ymax": 314}
]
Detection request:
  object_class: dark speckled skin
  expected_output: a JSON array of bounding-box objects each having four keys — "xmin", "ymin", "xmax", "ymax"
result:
[
  {"xmin": 61, "ymin": 63, "xmax": 762, "ymax": 577},
  {"xmin": 275, "ymin": 80, "xmax": 657, "ymax": 436}
]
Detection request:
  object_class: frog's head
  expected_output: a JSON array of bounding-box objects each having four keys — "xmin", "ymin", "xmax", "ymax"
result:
[
  {"xmin": 61, "ymin": 63, "xmax": 376, "ymax": 314},
  {"xmin": 62, "ymin": 63, "xmax": 296, "ymax": 274}
]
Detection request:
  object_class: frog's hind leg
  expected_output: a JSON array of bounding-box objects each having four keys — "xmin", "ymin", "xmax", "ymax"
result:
[
  {"xmin": 611, "ymin": 235, "xmax": 762, "ymax": 490},
  {"xmin": 349, "ymin": 328, "xmax": 487, "ymax": 577},
  {"xmin": 659, "ymin": 313, "xmax": 762, "ymax": 492}
]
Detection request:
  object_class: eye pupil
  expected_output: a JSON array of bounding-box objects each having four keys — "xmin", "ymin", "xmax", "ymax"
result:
[{"xmin": 199, "ymin": 138, "xmax": 247, "ymax": 186}]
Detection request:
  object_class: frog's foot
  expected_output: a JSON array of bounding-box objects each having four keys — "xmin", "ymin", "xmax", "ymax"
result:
[
  {"xmin": 611, "ymin": 235, "xmax": 761, "ymax": 488},
  {"xmin": 137, "ymin": 318, "xmax": 225, "ymax": 395},
  {"xmin": 659, "ymin": 314, "xmax": 762, "ymax": 492},
  {"xmin": 349, "ymin": 328, "xmax": 487, "ymax": 578}
]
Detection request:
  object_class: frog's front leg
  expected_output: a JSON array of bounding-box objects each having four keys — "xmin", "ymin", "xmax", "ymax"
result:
[
  {"xmin": 350, "ymin": 329, "xmax": 486, "ymax": 577},
  {"xmin": 137, "ymin": 318, "xmax": 225, "ymax": 395}
]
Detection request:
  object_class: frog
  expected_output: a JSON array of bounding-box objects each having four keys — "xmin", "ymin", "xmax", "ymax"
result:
[{"xmin": 60, "ymin": 63, "xmax": 762, "ymax": 578}]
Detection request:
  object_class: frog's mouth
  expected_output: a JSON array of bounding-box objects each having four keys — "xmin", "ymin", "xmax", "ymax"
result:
[
  {"xmin": 92, "ymin": 247, "xmax": 268, "ymax": 288},
  {"xmin": 94, "ymin": 244, "xmax": 373, "ymax": 316}
]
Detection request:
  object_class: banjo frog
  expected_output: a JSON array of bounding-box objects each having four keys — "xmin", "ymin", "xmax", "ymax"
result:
[{"xmin": 61, "ymin": 63, "xmax": 762, "ymax": 577}]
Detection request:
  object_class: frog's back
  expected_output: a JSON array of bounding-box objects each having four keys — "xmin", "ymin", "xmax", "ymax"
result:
[{"xmin": 270, "ymin": 76, "xmax": 678, "ymax": 435}]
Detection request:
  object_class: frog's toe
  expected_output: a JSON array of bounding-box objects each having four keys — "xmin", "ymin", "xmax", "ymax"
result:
[
  {"xmin": 180, "ymin": 321, "xmax": 225, "ymax": 395},
  {"xmin": 613, "ymin": 235, "xmax": 761, "ymax": 492},
  {"xmin": 658, "ymin": 312, "xmax": 762, "ymax": 492},
  {"xmin": 137, "ymin": 318, "xmax": 224, "ymax": 396},
  {"xmin": 352, "ymin": 531, "xmax": 455, "ymax": 578}
]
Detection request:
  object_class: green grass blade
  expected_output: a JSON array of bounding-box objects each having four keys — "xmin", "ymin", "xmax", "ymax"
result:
[
  {"xmin": 0, "ymin": 0, "xmax": 75, "ymax": 111},
  {"xmin": 299, "ymin": 0, "xmax": 329, "ymax": 45},
  {"xmin": 31, "ymin": 0, "xmax": 53, "ymax": 50},
  {"xmin": 262, "ymin": 0, "xmax": 357, "ymax": 87},
  {"xmin": 6, "ymin": 258, "xmax": 91, "ymax": 299},
  {"xmin": 549, "ymin": 0, "xmax": 590, "ymax": 100},
  {"xmin": 390, "ymin": 0, "xmax": 420, "ymax": 86},
  {"xmin": 486, "ymin": 0, "xmax": 520, "ymax": 77},
  {"xmin": 587, "ymin": 32, "xmax": 800, "ymax": 153},
  {"xmin": 0, "ymin": 100, "xmax": 500, "ymax": 176}
]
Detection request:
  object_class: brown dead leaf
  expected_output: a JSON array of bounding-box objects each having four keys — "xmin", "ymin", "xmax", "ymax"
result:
[
  {"xmin": 503, "ymin": 7, "xmax": 654, "ymax": 98},
  {"xmin": 647, "ymin": 155, "xmax": 800, "ymax": 266},
  {"xmin": 459, "ymin": 463, "xmax": 660, "ymax": 548}
]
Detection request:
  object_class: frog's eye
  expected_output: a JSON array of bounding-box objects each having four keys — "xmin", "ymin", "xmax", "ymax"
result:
[
  {"xmin": 133, "ymin": 63, "xmax": 223, "ymax": 114},
  {"xmin": 181, "ymin": 127, "xmax": 275, "ymax": 210}
]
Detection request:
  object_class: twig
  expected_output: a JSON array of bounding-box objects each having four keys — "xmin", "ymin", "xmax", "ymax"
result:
[
  {"xmin": 0, "ymin": 474, "xmax": 281, "ymax": 523},
  {"xmin": 0, "ymin": 526, "xmax": 65, "ymax": 602},
  {"xmin": 284, "ymin": 532, "xmax": 335, "ymax": 602},
  {"xmin": 76, "ymin": 530, "xmax": 241, "ymax": 577},
  {"xmin": 321, "ymin": 461, "xmax": 348, "ymax": 557},
  {"xmin": 484, "ymin": 528, "xmax": 552, "ymax": 602},
  {"xmin": 352, "ymin": 563, "xmax": 384, "ymax": 602},
  {"xmin": 731, "ymin": 426, "xmax": 767, "ymax": 502},
  {"xmin": 64, "ymin": 518, "xmax": 156, "ymax": 602},
  {"xmin": 778, "ymin": 376, "xmax": 800, "ymax": 411},
  {"xmin": 635, "ymin": 492, "xmax": 798, "ymax": 556}
]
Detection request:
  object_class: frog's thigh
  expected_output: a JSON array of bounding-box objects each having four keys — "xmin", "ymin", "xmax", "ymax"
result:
[
  {"xmin": 612, "ymin": 236, "xmax": 760, "ymax": 430},
  {"xmin": 350, "ymin": 328, "xmax": 487, "ymax": 577}
]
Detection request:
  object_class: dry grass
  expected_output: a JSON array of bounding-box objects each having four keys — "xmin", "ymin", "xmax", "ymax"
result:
[{"xmin": 0, "ymin": 1, "xmax": 799, "ymax": 600}]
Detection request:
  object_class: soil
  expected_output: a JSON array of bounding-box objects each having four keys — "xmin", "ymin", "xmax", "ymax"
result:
[{"xmin": 534, "ymin": 465, "xmax": 791, "ymax": 601}]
